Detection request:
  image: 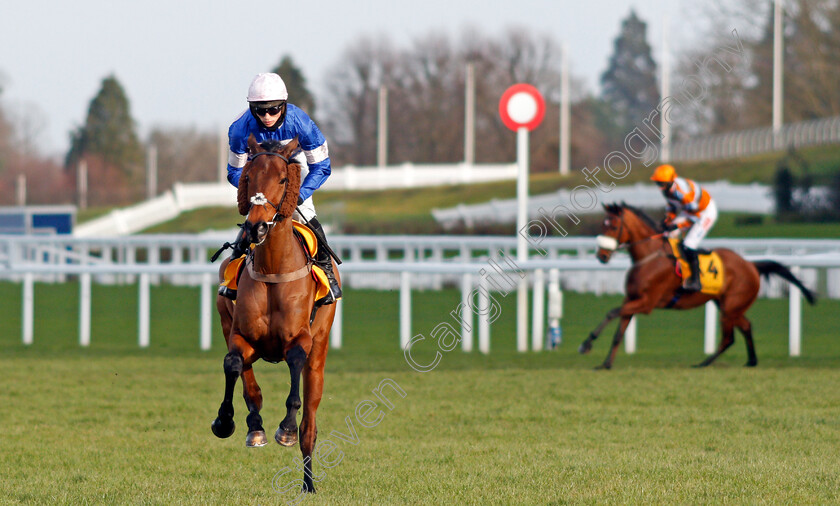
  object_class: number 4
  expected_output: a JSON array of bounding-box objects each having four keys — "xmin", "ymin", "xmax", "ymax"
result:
[{"xmin": 707, "ymin": 261, "xmax": 719, "ymax": 278}]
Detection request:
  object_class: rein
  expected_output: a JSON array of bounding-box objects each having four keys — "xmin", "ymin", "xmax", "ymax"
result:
[
  {"xmin": 597, "ymin": 209, "xmax": 667, "ymax": 253},
  {"xmin": 612, "ymin": 210, "xmax": 667, "ymax": 249},
  {"xmin": 618, "ymin": 232, "xmax": 666, "ymax": 250}
]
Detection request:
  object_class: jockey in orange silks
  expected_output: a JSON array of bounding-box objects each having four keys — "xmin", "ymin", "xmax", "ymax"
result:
[{"xmin": 651, "ymin": 164, "xmax": 718, "ymax": 292}]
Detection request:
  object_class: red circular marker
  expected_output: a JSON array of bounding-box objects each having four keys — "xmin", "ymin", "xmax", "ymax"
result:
[{"xmin": 499, "ymin": 83, "xmax": 546, "ymax": 131}]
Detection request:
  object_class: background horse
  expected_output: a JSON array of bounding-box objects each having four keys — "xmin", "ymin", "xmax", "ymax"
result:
[
  {"xmin": 579, "ymin": 203, "xmax": 815, "ymax": 369},
  {"xmin": 212, "ymin": 136, "xmax": 339, "ymax": 494}
]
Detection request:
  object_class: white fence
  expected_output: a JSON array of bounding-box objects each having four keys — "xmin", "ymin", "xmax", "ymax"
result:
[
  {"xmin": 2, "ymin": 233, "xmax": 839, "ymax": 355},
  {"xmin": 5, "ymin": 254, "xmax": 837, "ymax": 357},
  {"xmin": 669, "ymin": 115, "xmax": 840, "ymax": 162},
  {"xmin": 3, "ymin": 234, "xmax": 839, "ymax": 298}
]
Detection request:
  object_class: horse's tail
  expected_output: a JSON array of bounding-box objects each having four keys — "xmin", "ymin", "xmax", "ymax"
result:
[{"xmin": 753, "ymin": 260, "xmax": 817, "ymax": 305}]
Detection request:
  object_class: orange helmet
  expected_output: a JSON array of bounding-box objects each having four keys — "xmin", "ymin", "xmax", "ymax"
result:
[{"xmin": 651, "ymin": 164, "xmax": 677, "ymax": 183}]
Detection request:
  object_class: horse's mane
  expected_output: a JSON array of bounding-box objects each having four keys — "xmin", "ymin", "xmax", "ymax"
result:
[
  {"xmin": 260, "ymin": 139, "xmax": 284, "ymax": 153},
  {"xmin": 237, "ymin": 138, "xmax": 302, "ymax": 218},
  {"xmin": 606, "ymin": 202, "xmax": 662, "ymax": 233}
]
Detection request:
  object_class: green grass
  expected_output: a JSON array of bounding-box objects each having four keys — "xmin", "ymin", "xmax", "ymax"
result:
[{"xmin": 0, "ymin": 282, "xmax": 838, "ymax": 504}]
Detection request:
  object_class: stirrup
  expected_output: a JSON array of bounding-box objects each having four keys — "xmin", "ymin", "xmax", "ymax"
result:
[
  {"xmin": 218, "ymin": 285, "xmax": 237, "ymax": 301},
  {"xmin": 314, "ymin": 276, "xmax": 341, "ymax": 306},
  {"xmin": 683, "ymin": 276, "xmax": 701, "ymax": 292}
]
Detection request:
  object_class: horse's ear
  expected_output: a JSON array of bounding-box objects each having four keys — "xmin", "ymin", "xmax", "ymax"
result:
[
  {"xmin": 282, "ymin": 136, "xmax": 301, "ymax": 159},
  {"xmin": 247, "ymin": 134, "xmax": 260, "ymax": 155}
]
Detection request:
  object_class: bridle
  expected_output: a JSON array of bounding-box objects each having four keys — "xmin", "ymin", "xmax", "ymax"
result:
[
  {"xmin": 242, "ymin": 150, "xmax": 315, "ymax": 284},
  {"xmin": 597, "ymin": 210, "xmax": 666, "ymax": 252},
  {"xmin": 245, "ymin": 151, "xmax": 291, "ymax": 240}
]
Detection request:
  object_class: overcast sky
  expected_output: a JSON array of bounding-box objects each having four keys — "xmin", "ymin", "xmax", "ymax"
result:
[{"xmin": 1, "ymin": 0, "xmax": 715, "ymax": 158}]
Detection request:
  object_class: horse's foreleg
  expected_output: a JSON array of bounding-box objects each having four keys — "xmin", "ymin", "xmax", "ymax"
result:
[
  {"xmin": 596, "ymin": 298, "xmax": 653, "ymax": 370},
  {"xmin": 694, "ymin": 320, "xmax": 736, "ymax": 368},
  {"xmin": 596, "ymin": 315, "xmax": 633, "ymax": 370},
  {"xmin": 211, "ymin": 350, "xmax": 243, "ymax": 438},
  {"xmin": 579, "ymin": 307, "xmax": 621, "ymax": 354},
  {"xmin": 242, "ymin": 367, "xmax": 267, "ymax": 447},
  {"xmin": 276, "ymin": 344, "xmax": 306, "ymax": 448}
]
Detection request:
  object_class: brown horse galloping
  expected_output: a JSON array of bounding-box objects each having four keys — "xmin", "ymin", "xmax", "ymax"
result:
[
  {"xmin": 212, "ymin": 136, "xmax": 339, "ymax": 494},
  {"xmin": 579, "ymin": 203, "xmax": 815, "ymax": 369}
]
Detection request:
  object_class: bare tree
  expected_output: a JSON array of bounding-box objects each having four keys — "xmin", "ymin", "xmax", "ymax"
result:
[
  {"xmin": 676, "ymin": 0, "xmax": 840, "ymax": 136},
  {"xmin": 321, "ymin": 27, "xmax": 580, "ymax": 172},
  {"xmin": 147, "ymin": 126, "xmax": 219, "ymax": 190},
  {"xmin": 321, "ymin": 35, "xmax": 397, "ymax": 166}
]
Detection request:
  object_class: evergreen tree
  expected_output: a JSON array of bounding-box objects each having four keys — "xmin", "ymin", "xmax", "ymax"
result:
[
  {"xmin": 773, "ymin": 166, "xmax": 795, "ymax": 217},
  {"xmin": 65, "ymin": 75, "xmax": 145, "ymax": 205},
  {"xmin": 600, "ymin": 10, "xmax": 660, "ymax": 136},
  {"xmin": 65, "ymin": 75, "xmax": 144, "ymax": 177},
  {"xmin": 272, "ymin": 55, "xmax": 316, "ymax": 116}
]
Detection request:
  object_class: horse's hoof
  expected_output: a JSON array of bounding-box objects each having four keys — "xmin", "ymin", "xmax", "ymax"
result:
[
  {"xmin": 594, "ymin": 363, "xmax": 611, "ymax": 371},
  {"xmin": 744, "ymin": 360, "xmax": 757, "ymax": 367},
  {"xmin": 579, "ymin": 342, "xmax": 592, "ymax": 354},
  {"xmin": 275, "ymin": 427, "xmax": 298, "ymax": 447},
  {"xmin": 211, "ymin": 418, "xmax": 235, "ymax": 439},
  {"xmin": 246, "ymin": 430, "xmax": 268, "ymax": 447}
]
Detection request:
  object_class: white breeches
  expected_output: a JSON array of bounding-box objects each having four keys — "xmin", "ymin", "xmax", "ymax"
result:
[
  {"xmin": 291, "ymin": 152, "xmax": 317, "ymax": 222},
  {"xmin": 293, "ymin": 196, "xmax": 317, "ymax": 222},
  {"xmin": 681, "ymin": 200, "xmax": 718, "ymax": 249}
]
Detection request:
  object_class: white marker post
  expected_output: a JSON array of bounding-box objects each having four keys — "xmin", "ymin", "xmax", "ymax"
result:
[{"xmin": 499, "ymin": 84, "xmax": 546, "ymax": 352}]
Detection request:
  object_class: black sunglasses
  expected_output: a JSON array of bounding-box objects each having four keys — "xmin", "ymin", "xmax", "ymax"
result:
[{"xmin": 253, "ymin": 105, "xmax": 284, "ymax": 117}]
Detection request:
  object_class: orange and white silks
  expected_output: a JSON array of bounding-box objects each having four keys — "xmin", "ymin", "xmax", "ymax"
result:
[{"xmin": 665, "ymin": 177, "xmax": 711, "ymax": 215}]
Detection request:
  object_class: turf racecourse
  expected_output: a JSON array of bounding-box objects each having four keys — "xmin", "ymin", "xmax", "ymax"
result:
[{"xmin": 0, "ymin": 282, "xmax": 838, "ymax": 504}]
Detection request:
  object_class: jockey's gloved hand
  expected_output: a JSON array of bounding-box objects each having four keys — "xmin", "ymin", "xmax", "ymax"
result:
[
  {"xmin": 662, "ymin": 221, "xmax": 678, "ymax": 232},
  {"xmin": 297, "ymin": 196, "xmax": 304, "ymax": 206}
]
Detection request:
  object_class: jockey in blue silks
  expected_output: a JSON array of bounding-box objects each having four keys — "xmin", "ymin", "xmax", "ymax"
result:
[{"xmin": 218, "ymin": 72, "xmax": 341, "ymax": 304}]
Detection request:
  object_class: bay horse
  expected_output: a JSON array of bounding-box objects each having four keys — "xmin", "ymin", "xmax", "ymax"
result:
[
  {"xmin": 579, "ymin": 203, "xmax": 815, "ymax": 369},
  {"xmin": 211, "ymin": 136, "xmax": 339, "ymax": 494}
]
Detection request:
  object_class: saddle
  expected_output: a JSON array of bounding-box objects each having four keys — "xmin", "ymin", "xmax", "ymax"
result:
[
  {"xmin": 668, "ymin": 238, "xmax": 725, "ymax": 295},
  {"xmin": 221, "ymin": 221, "xmax": 331, "ymax": 303}
]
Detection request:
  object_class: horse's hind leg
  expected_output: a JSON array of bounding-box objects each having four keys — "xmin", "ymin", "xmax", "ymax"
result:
[
  {"xmin": 276, "ymin": 344, "xmax": 307, "ymax": 447},
  {"xmin": 242, "ymin": 367, "xmax": 267, "ymax": 447},
  {"xmin": 694, "ymin": 319, "xmax": 736, "ymax": 368},
  {"xmin": 736, "ymin": 316, "xmax": 757, "ymax": 367},
  {"xmin": 579, "ymin": 307, "xmax": 621, "ymax": 354}
]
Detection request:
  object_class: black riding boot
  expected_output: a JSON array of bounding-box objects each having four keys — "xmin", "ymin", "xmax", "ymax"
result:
[
  {"xmin": 679, "ymin": 242, "xmax": 702, "ymax": 292},
  {"xmin": 217, "ymin": 227, "xmax": 250, "ymax": 300},
  {"xmin": 306, "ymin": 217, "xmax": 342, "ymax": 305}
]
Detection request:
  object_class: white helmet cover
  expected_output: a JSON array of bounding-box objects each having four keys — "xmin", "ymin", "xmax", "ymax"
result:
[{"xmin": 247, "ymin": 73, "xmax": 288, "ymax": 103}]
